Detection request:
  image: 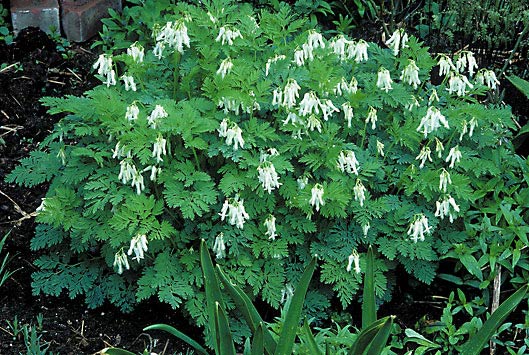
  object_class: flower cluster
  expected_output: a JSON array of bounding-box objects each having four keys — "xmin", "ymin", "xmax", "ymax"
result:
[
  {"xmin": 337, "ymin": 150, "xmax": 360, "ymax": 175},
  {"xmin": 264, "ymin": 215, "xmax": 278, "ymax": 240},
  {"xmin": 346, "ymin": 250, "xmax": 361, "ymax": 273},
  {"xmin": 154, "ymin": 20, "xmax": 190, "ymax": 57},
  {"xmin": 435, "ymin": 196, "xmax": 460, "ymax": 222},
  {"xmin": 219, "ymin": 196, "xmax": 250, "ymax": 229},
  {"xmin": 127, "ymin": 234, "xmax": 148, "ymax": 262},
  {"xmin": 309, "ymin": 184, "xmax": 325, "ymax": 211},
  {"xmin": 407, "ymin": 214, "xmax": 431, "ymax": 243},
  {"xmin": 218, "ymin": 119, "xmax": 244, "ymax": 150},
  {"xmin": 92, "ymin": 54, "xmax": 116, "ymax": 87},
  {"xmin": 216, "ymin": 26, "xmax": 243, "ymax": 45}
]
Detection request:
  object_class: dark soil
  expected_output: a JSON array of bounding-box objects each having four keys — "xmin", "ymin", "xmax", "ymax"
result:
[{"xmin": 0, "ymin": 28, "xmax": 194, "ymax": 355}]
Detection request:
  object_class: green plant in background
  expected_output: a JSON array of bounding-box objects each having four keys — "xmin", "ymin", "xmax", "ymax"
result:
[
  {"xmin": 6, "ymin": 0, "xmax": 527, "ymax": 339},
  {"xmin": 0, "ymin": 231, "xmax": 18, "ymax": 288},
  {"xmin": 103, "ymin": 240, "xmax": 394, "ymax": 354},
  {"xmin": 4, "ymin": 314, "xmax": 53, "ymax": 355},
  {"xmin": 0, "ymin": 4, "xmax": 13, "ymax": 45}
]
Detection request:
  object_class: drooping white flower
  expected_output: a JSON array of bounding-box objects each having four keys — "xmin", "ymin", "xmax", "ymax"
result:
[
  {"xmin": 400, "ymin": 60, "xmax": 421, "ymax": 89},
  {"xmin": 439, "ymin": 168, "xmax": 452, "ymax": 193},
  {"xmin": 265, "ymin": 54, "xmax": 286, "ymax": 76},
  {"xmin": 121, "ymin": 74, "xmax": 137, "ymax": 91},
  {"xmin": 362, "ymin": 223, "xmax": 370, "ymax": 237},
  {"xmin": 118, "ymin": 158, "xmax": 136, "ymax": 185},
  {"xmin": 376, "ymin": 68, "xmax": 393, "ymax": 92},
  {"xmin": 127, "ymin": 42, "xmax": 145, "ymax": 63},
  {"xmin": 302, "ymin": 42, "xmax": 314, "ymax": 62},
  {"xmin": 415, "ymin": 146, "xmax": 432, "ymax": 169},
  {"xmin": 445, "ymin": 145, "xmax": 462, "ymax": 168},
  {"xmin": 257, "ymin": 161, "xmax": 281, "ymax": 193},
  {"xmin": 272, "ymin": 88, "xmax": 282, "ymax": 107},
  {"xmin": 385, "ymin": 29, "xmax": 408, "ymax": 56},
  {"xmin": 346, "ymin": 250, "xmax": 361, "ymax": 273},
  {"xmin": 330, "ymin": 35, "xmax": 348, "ymax": 60},
  {"xmin": 455, "ymin": 51, "xmax": 478, "ymax": 77},
  {"xmin": 438, "ymin": 55, "xmax": 455, "ymax": 77},
  {"xmin": 307, "ymin": 30, "xmax": 325, "ymax": 50},
  {"xmin": 309, "ymin": 183, "xmax": 325, "ymax": 211},
  {"xmin": 112, "ymin": 142, "xmax": 127, "ymax": 159},
  {"xmin": 113, "ymin": 249, "xmax": 130, "ymax": 274},
  {"xmin": 147, "ymin": 105, "xmax": 168, "ymax": 129},
  {"xmin": 283, "ymin": 112, "xmax": 300, "ymax": 126},
  {"xmin": 126, "ymin": 103, "xmax": 139, "ymax": 121},
  {"xmin": 321, "ymin": 99, "xmax": 340, "ymax": 121},
  {"xmin": 334, "ymin": 77, "xmax": 358, "ymax": 96},
  {"xmin": 127, "ymin": 234, "xmax": 148, "ymax": 262},
  {"xmin": 131, "ymin": 169, "xmax": 145, "ymax": 195},
  {"xmin": 215, "ymin": 26, "xmax": 243, "ymax": 46},
  {"xmin": 216, "ymin": 58, "xmax": 234, "ymax": 79},
  {"xmin": 416, "ymin": 106, "xmax": 449, "ymax": 137},
  {"xmin": 446, "ymin": 73, "xmax": 474, "ymax": 96},
  {"xmin": 365, "ymin": 106, "xmax": 378, "ymax": 130},
  {"xmin": 406, "ymin": 96, "xmax": 420, "ymax": 111},
  {"xmin": 143, "ymin": 165, "xmax": 161, "ymax": 182},
  {"xmin": 306, "ymin": 114, "xmax": 322, "ymax": 133},
  {"xmin": 294, "ymin": 48, "xmax": 305, "ymax": 66},
  {"xmin": 297, "ymin": 176, "xmax": 308, "ymax": 190},
  {"xmin": 377, "ymin": 140, "xmax": 385, "ymax": 157},
  {"xmin": 435, "ymin": 138, "xmax": 444, "ymax": 158},
  {"xmin": 337, "ymin": 150, "xmax": 360, "ymax": 175},
  {"xmin": 156, "ymin": 21, "xmax": 190, "ymax": 54},
  {"xmin": 218, "ymin": 119, "xmax": 244, "ymax": 150},
  {"xmin": 435, "ymin": 195, "xmax": 460, "ymax": 223},
  {"xmin": 282, "ymin": 79, "xmax": 301, "ymax": 109},
  {"xmin": 349, "ymin": 40, "xmax": 369, "ymax": 62},
  {"xmin": 476, "ymin": 69, "xmax": 500, "ymax": 90},
  {"xmin": 153, "ymin": 42, "xmax": 165, "ymax": 59},
  {"xmin": 213, "ymin": 233, "xmax": 226, "ymax": 259},
  {"xmin": 468, "ymin": 117, "xmax": 478, "ymax": 137},
  {"xmin": 93, "ymin": 53, "xmax": 116, "ymax": 87},
  {"xmin": 429, "ymin": 89, "xmax": 440, "ymax": 104},
  {"xmin": 219, "ymin": 196, "xmax": 250, "ymax": 229},
  {"xmin": 342, "ymin": 102, "xmax": 354, "ymax": 128},
  {"xmin": 354, "ymin": 179, "xmax": 367, "ymax": 207},
  {"xmin": 152, "ymin": 134, "xmax": 167, "ymax": 163},
  {"xmin": 407, "ymin": 214, "xmax": 431, "ymax": 243},
  {"xmin": 298, "ymin": 91, "xmax": 321, "ymax": 117},
  {"xmin": 264, "ymin": 215, "xmax": 277, "ymax": 240}
]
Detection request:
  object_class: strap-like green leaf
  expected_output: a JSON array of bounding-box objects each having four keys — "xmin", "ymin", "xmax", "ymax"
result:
[
  {"xmin": 275, "ymin": 257, "xmax": 317, "ymax": 355},
  {"xmin": 366, "ymin": 315, "xmax": 394, "ymax": 355},
  {"xmin": 459, "ymin": 284, "xmax": 529, "ymax": 355},
  {"xmin": 216, "ymin": 266, "xmax": 277, "ymax": 354},
  {"xmin": 144, "ymin": 324, "xmax": 208, "ymax": 355},
  {"xmin": 348, "ymin": 316, "xmax": 392, "ymax": 355},
  {"xmin": 251, "ymin": 322, "xmax": 265, "ymax": 355},
  {"xmin": 362, "ymin": 246, "xmax": 376, "ymax": 329},
  {"xmin": 215, "ymin": 301, "xmax": 236, "ymax": 355},
  {"xmin": 101, "ymin": 348, "xmax": 137, "ymax": 355},
  {"xmin": 200, "ymin": 239, "xmax": 224, "ymax": 353},
  {"xmin": 301, "ymin": 317, "xmax": 323, "ymax": 355}
]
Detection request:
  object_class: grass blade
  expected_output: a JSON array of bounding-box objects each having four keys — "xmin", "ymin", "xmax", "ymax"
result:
[
  {"xmin": 348, "ymin": 316, "xmax": 391, "ymax": 355},
  {"xmin": 275, "ymin": 257, "xmax": 317, "ymax": 355},
  {"xmin": 459, "ymin": 284, "xmax": 529, "ymax": 355},
  {"xmin": 301, "ymin": 317, "xmax": 323, "ymax": 355},
  {"xmin": 101, "ymin": 348, "xmax": 137, "ymax": 355},
  {"xmin": 366, "ymin": 315, "xmax": 394, "ymax": 355},
  {"xmin": 216, "ymin": 266, "xmax": 277, "ymax": 354},
  {"xmin": 362, "ymin": 246, "xmax": 376, "ymax": 329},
  {"xmin": 144, "ymin": 324, "xmax": 208, "ymax": 355},
  {"xmin": 215, "ymin": 301, "xmax": 236, "ymax": 355},
  {"xmin": 251, "ymin": 322, "xmax": 265, "ymax": 355}
]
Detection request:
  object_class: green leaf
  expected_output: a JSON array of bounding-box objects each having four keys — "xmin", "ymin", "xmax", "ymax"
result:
[
  {"xmin": 101, "ymin": 348, "xmax": 137, "ymax": 355},
  {"xmin": 362, "ymin": 246, "xmax": 376, "ymax": 329},
  {"xmin": 251, "ymin": 322, "xmax": 265, "ymax": 355},
  {"xmin": 348, "ymin": 316, "xmax": 393, "ymax": 355},
  {"xmin": 366, "ymin": 315, "xmax": 394, "ymax": 355},
  {"xmin": 144, "ymin": 324, "xmax": 208, "ymax": 355},
  {"xmin": 275, "ymin": 257, "xmax": 317, "ymax": 355},
  {"xmin": 214, "ymin": 302, "xmax": 236, "ymax": 355},
  {"xmin": 459, "ymin": 284, "xmax": 529, "ymax": 355},
  {"xmin": 301, "ymin": 317, "xmax": 323, "ymax": 355}
]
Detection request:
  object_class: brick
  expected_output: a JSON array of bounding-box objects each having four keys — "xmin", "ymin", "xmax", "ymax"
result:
[
  {"xmin": 61, "ymin": 0, "xmax": 122, "ymax": 42},
  {"xmin": 10, "ymin": 0, "xmax": 61, "ymax": 36}
]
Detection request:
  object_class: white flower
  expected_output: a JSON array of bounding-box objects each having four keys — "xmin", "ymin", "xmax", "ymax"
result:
[
  {"xmin": 429, "ymin": 89, "xmax": 440, "ymax": 104},
  {"xmin": 283, "ymin": 111, "xmax": 300, "ymax": 126},
  {"xmin": 219, "ymin": 196, "xmax": 250, "ymax": 229},
  {"xmin": 218, "ymin": 97, "xmax": 241, "ymax": 115},
  {"xmin": 127, "ymin": 42, "xmax": 144, "ymax": 63},
  {"xmin": 416, "ymin": 106, "xmax": 449, "ymax": 137},
  {"xmin": 143, "ymin": 165, "xmax": 161, "ymax": 182},
  {"xmin": 298, "ymin": 91, "xmax": 321, "ymax": 117},
  {"xmin": 321, "ymin": 99, "xmax": 340, "ymax": 121},
  {"xmin": 302, "ymin": 43, "xmax": 314, "ymax": 62},
  {"xmin": 213, "ymin": 233, "xmax": 226, "ymax": 259},
  {"xmin": 207, "ymin": 11, "xmax": 217, "ymax": 24},
  {"xmin": 435, "ymin": 138, "xmax": 444, "ymax": 158},
  {"xmin": 152, "ymin": 134, "xmax": 167, "ymax": 163},
  {"xmin": 334, "ymin": 77, "xmax": 358, "ymax": 96},
  {"xmin": 447, "ymin": 73, "xmax": 474, "ymax": 96},
  {"xmin": 477, "ymin": 69, "xmax": 500, "ymax": 90},
  {"xmin": 127, "ymin": 234, "xmax": 148, "ymax": 262},
  {"xmin": 35, "ymin": 198, "xmax": 47, "ymax": 213},
  {"xmin": 113, "ymin": 249, "xmax": 130, "ymax": 274},
  {"xmin": 147, "ymin": 105, "xmax": 168, "ymax": 129},
  {"xmin": 153, "ymin": 42, "xmax": 165, "ymax": 59},
  {"xmin": 118, "ymin": 158, "xmax": 136, "ymax": 185},
  {"xmin": 468, "ymin": 117, "xmax": 478, "ymax": 137},
  {"xmin": 439, "ymin": 168, "xmax": 452, "ymax": 193},
  {"xmin": 354, "ymin": 179, "xmax": 367, "ymax": 207},
  {"xmin": 365, "ymin": 106, "xmax": 378, "ymax": 130},
  {"xmin": 126, "ymin": 103, "xmax": 139, "ymax": 121},
  {"xmin": 445, "ymin": 145, "xmax": 462, "ymax": 168},
  {"xmin": 466, "ymin": 52, "xmax": 478, "ymax": 77},
  {"xmin": 330, "ymin": 35, "xmax": 349, "ymax": 60},
  {"xmin": 455, "ymin": 51, "xmax": 478, "ymax": 77},
  {"xmin": 218, "ymin": 119, "xmax": 244, "ymax": 150},
  {"xmin": 307, "ymin": 30, "xmax": 325, "ymax": 50},
  {"xmin": 438, "ymin": 55, "xmax": 455, "ymax": 77},
  {"xmin": 282, "ymin": 79, "xmax": 301, "ymax": 109},
  {"xmin": 406, "ymin": 96, "xmax": 420, "ymax": 111},
  {"xmin": 407, "ymin": 214, "xmax": 431, "ymax": 242},
  {"xmin": 342, "ymin": 102, "xmax": 354, "ymax": 128},
  {"xmin": 131, "ymin": 169, "xmax": 145, "ymax": 195},
  {"xmin": 265, "ymin": 54, "xmax": 286, "ymax": 76},
  {"xmin": 376, "ymin": 68, "xmax": 393, "ymax": 92},
  {"xmin": 294, "ymin": 48, "xmax": 305, "ymax": 66},
  {"xmin": 337, "ymin": 150, "xmax": 360, "ymax": 175},
  {"xmin": 309, "ymin": 183, "xmax": 325, "ymax": 211},
  {"xmin": 156, "ymin": 21, "xmax": 190, "ymax": 54},
  {"xmin": 216, "ymin": 58, "xmax": 234, "ymax": 79},
  {"xmin": 93, "ymin": 54, "xmax": 115, "ymax": 86},
  {"xmin": 306, "ymin": 115, "xmax": 322, "ymax": 133},
  {"xmin": 297, "ymin": 176, "xmax": 308, "ymax": 190},
  {"xmin": 215, "ymin": 26, "xmax": 243, "ymax": 46},
  {"xmin": 349, "ymin": 40, "xmax": 369, "ymax": 62},
  {"xmin": 363, "ymin": 223, "xmax": 370, "ymax": 237},
  {"xmin": 257, "ymin": 161, "xmax": 281, "ymax": 193},
  {"xmin": 346, "ymin": 250, "xmax": 361, "ymax": 273},
  {"xmin": 385, "ymin": 29, "xmax": 408, "ymax": 56},
  {"xmin": 272, "ymin": 88, "xmax": 282, "ymax": 107},
  {"xmin": 281, "ymin": 284, "xmax": 294, "ymax": 304},
  {"xmin": 400, "ymin": 60, "xmax": 421, "ymax": 89},
  {"xmin": 121, "ymin": 74, "xmax": 137, "ymax": 91},
  {"xmin": 264, "ymin": 215, "xmax": 277, "ymax": 240},
  {"xmin": 377, "ymin": 140, "xmax": 385, "ymax": 157},
  {"xmin": 415, "ymin": 146, "xmax": 432, "ymax": 169},
  {"xmin": 435, "ymin": 195, "xmax": 460, "ymax": 223}
]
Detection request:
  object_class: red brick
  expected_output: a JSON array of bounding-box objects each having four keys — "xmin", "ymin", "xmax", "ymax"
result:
[
  {"xmin": 61, "ymin": 0, "xmax": 122, "ymax": 42},
  {"xmin": 11, "ymin": 0, "xmax": 60, "ymax": 35}
]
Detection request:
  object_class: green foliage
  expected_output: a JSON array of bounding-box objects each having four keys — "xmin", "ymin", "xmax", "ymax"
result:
[
  {"xmin": 0, "ymin": 231, "xmax": 18, "ymax": 288},
  {"xmin": 6, "ymin": 0, "xmax": 526, "ymax": 337},
  {"xmin": 0, "ymin": 5, "xmax": 13, "ymax": 45}
]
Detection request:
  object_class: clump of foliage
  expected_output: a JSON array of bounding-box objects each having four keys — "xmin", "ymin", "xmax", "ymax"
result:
[{"xmin": 6, "ymin": 0, "xmax": 527, "ymax": 332}]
